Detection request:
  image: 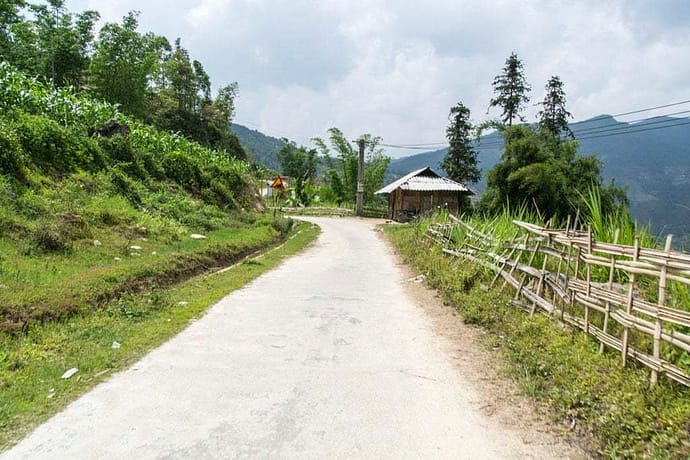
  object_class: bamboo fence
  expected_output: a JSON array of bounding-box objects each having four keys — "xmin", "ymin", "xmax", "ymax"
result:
[{"xmin": 427, "ymin": 214, "xmax": 690, "ymax": 387}]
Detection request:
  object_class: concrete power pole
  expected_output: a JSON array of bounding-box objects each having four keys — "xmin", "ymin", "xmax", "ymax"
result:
[{"xmin": 356, "ymin": 138, "xmax": 365, "ymax": 217}]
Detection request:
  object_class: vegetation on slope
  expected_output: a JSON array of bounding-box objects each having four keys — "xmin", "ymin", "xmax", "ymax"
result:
[
  {"xmin": 385, "ymin": 216, "xmax": 690, "ymax": 458},
  {"xmin": 0, "ymin": 57, "xmax": 321, "ymax": 449}
]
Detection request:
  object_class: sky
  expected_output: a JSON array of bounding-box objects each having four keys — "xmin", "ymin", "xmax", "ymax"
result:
[{"xmin": 65, "ymin": 0, "xmax": 690, "ymax": 158}]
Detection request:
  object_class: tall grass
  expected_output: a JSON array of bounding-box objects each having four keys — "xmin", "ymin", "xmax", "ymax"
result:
[{"xmin": 580, "ymin": 185, "xmax": 655, "ymax": 247}]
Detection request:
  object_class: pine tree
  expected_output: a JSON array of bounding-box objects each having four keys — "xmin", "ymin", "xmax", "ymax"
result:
[
  {"xmin": 537, "ymin": 75, "xmax": 574, "ymax": 139},
  {"xmin": 489, "ymin": 52, "xmax": 531, "ymax": 126},
  {"xmin": 441, "ymin": 101, "xmax": 480, "ymax": 184}
]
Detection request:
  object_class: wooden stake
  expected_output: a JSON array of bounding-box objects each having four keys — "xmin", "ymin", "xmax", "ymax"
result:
[
  {"xmin": 622, "ymin": 236, "xmax": 640, "ymax": 367},
  {"xmin": 652, "ymin": 234, "xmax": 673, "ymax": 384},
  {"xmin": 600, "ymin": 228, "xmax": 620, "ymax": 353}
]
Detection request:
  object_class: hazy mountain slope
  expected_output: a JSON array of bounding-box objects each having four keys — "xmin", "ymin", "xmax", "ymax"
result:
[
  {"xmin": 387, "ymin": 116, "xmax": 690, "ymax": 238},
  {"xmin": 231, "ymin": 123, "xmax": 285, "ymax": 170}
]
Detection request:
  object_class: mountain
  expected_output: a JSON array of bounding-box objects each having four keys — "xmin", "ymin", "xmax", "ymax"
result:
[
  {"xmin": 231, "ymin": 123, "xmax": 285, "ymax": 170},
  {"xmin": 388, "ymin": 115, "xmax": 690, "ymax": 240}
]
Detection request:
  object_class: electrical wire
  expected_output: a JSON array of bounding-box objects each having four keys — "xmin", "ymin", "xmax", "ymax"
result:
[{"xmin": 237, "ymin": 98, "xmax": 690, "ymax": 152}]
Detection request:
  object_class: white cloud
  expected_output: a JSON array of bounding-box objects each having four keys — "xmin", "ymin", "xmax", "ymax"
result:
[{"xmin": 65, "ymin": 0, "xmax": 690, "ymax": 157}]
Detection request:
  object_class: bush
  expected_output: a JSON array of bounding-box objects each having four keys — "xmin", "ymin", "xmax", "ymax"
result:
[
  {"xmin": 12, "ymin": 114, "xmax": 104, "ymax": 175},
  {"xmin": 98, "ymin": 135, "xmax": 164, "ymax": 181},
  {"xmin": 0, "ymin": 123, "xmax": 27, "ymax": 180},
  {"xmin": 28, "ymin": 220, "xmax": 72, "ymax": 253},
  {"xmin": 162, "ymin": 151, "xmax": 204, "ymax": 192},
  {"xmin": 108, "ymin": 167, "xmax": 144, "ymax": 206},
  {"xmin": 16, "ymin": 190, "xmax": 49, "ymax": 219}
]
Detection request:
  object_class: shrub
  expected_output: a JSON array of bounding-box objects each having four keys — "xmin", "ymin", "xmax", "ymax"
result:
[
  {"xmin": 28, "ymin": 219, "xmax": 72, "ymax": 253},
  {"xmin": 0, "ymin": 123, "xmax": 27, "ymax": 180},
  {"xmin": 12, "ymin": 114, "xmax": 102, "ymax": 174},
  {"xmin": 162, "ymin": 151, "xmax": 204, "ymax": 192},
  {"xmin": 108, "ymin": 167, "xmax": 144, "ymax": 206},
  {"xmin": 98, "ymin": 135, "xmax": 164, "ymax": 181},
  {"xmin": 16, "ymin": 190, "xmax": 49, "ymax": 219}
]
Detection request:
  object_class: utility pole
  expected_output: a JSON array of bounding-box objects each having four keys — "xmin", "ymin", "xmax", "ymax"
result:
[{"xmin": 356, "ymin": 138, "xmax": 365, "ymax": 216}]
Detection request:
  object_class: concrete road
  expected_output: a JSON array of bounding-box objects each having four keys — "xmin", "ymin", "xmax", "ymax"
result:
[{"xmin": 5, "ymin": 217, "xmax": 569, "ymax": 459}]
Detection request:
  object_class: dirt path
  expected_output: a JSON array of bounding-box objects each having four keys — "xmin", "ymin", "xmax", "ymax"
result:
[{"xmin": 4, "ymin": 217, "xmax": 584, "ymax": 459}]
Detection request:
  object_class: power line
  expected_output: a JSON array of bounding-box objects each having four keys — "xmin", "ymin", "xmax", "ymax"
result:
[
  {"xmin": 382, "ymin": 98, "xmax": 690, "ymax": 150},
  {"xmin": 471, "ymin": 116, "xmax": 690, "ymax": 150}
]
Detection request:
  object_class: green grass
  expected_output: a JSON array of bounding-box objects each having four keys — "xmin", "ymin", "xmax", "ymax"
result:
[
  {"xmin": 0, "ymin": 220, "xmax": 320, "ymax": 450},
  {"xmin": 385, "ymin": 222, "xmax": 690, "ymax": 459}
]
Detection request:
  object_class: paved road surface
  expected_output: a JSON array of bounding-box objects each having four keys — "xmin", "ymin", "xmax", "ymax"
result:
[{"xmin": 5, "ymin": 217, "xmax": 569, "ymax": 459}]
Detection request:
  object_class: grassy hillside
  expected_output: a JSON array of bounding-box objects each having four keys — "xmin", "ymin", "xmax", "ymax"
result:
[{"xmin": 0, "ymin": 61, "xmax": 289, "ymax": 333}]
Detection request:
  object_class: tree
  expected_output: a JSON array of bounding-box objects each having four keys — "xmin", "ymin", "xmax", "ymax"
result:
[
  {"xmin": 0, "ymin": 0, "xmax": 27, "ymax": 62},
  {"xmin": 31, "ymin": 1, "xmax": 100, "ymax": 88},
  {"xmin": 89, "ymin": 11, "xmax": 165, "ymax": 118},
  {"xmin": 441, "ymin": 101, "xmax": 480, "ymax": 185},
  {"xmin": 489, "ymin": 52, "xmax": 531, "ymax": 126},
  {"xmin": 213, "ymin": 82, "xmax": 238, "ymax": 127},
  {"xmin": 479, "ymin": 124, "xmax": 627, "ymax": 220},
  {"xmin": 537, "ymin": 75, "xmax": 573, "ymax": 139},
  {"xmin": 276, "ymin": 140, "xmax": 319, "ymax": 206},
  {"xmin": 313, "ymin": 128, "xmax": 390, "ymax": 206}
]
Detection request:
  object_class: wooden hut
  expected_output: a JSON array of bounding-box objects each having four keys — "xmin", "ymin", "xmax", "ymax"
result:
[{"xmin": 375, "ymin": 167, "xmax": 474, "ymax": 221}]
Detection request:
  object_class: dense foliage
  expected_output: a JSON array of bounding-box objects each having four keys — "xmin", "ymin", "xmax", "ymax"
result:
[
  {"xmin": 479, "ymin": 125, "xmax": 627, "ymax": 220},
  {"xmin": 276, "ymin": 140, "xmax": 319, "ymax": 207},
  {"xmin": 313, "ymin": 128, "xmax": 390, "ymax": 207},
  {"xmin": 0, "ymin": 62, "xmax": 255, "ymax": 238},
  {"xmin": 0, "ymin": 1, "xmax": 244, "ymax": 158}
]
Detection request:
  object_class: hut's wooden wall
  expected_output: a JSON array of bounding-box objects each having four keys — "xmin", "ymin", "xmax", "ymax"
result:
[{"xmin": 388, "ymin": 190, "xmax": 461, "ymax": 220}]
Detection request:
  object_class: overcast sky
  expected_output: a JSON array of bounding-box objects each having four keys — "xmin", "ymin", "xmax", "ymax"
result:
[{"xmin": 66, "ymin": 0, "xmax": 690, "ymax": 157}]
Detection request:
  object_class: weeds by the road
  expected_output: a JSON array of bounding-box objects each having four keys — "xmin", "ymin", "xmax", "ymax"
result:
[
  {"xmin": 0, "ymin": 221, "xmax": 319, "ymax": 450},
  {"xmin": 385, "ymin": 223, "xmax": 690, "ymax": 459}
]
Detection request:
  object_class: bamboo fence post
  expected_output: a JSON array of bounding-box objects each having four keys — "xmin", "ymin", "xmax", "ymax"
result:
[
  {"xmin": 503, "ymin": 233, "xmax": 529, "ymax": 291},
  {"xmin": 567, "ymin": 246, "xmax": 582, "ymax": 324},
  {"xmin": 562, "ymin": 218, "xmax": 576, "ymax": 322},
  {"xmin": 600, "ymin": 228, "xmax": 620, "ymax": 353},
  {"xmin": 490, "ymin": 230, "xmax": 520, "ymax": 288},
  {"xmin": 652, "ymin": 234, "xmax": 673, "ymax": 384},
  {"xmin": 517, "ymin": 241, "xmax": 540, "ymax": 311},
  {"xmin": 535, "ymin": 236, "xmax": 550, "ymax": 315},
  {"xmin": 622, "ymin": 236, "xmax": 640, "ymax": 367},
  {"xmin": 584, "ymin": 225, "xmax": 593, "ymax": 336}
]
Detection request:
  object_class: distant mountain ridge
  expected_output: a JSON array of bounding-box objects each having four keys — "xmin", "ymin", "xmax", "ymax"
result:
[
  {"xmin": 231, "ymin": 123, "xmax": 285, "ymax": 170},
  {"xmin": 388, "ymin": 115, "xmax": 690, "ymax": 241}
]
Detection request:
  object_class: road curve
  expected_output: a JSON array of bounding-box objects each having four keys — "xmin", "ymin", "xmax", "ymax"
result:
[{"xmin": 5, "ymin": 217, "xmax": 570, "ymax": 459}]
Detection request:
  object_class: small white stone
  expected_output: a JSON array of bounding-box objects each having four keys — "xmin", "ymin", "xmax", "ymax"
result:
[
  {"xmin": 177, "ymin": 301, "xmax": 189, "ymax": 306},
  {"xmin": 190, "ymin": 234, "xmax": 206, "ymax": 239},
  {"xmin": 151, "ymin": 251, "xmax": 157, "ymax": 255},
  {"xmin": 61, "ymin": 368, "xmax": 78, "ymax": 379},
  {"xmin": 47, "ymin": 388, "xmax": 56, "ymax": 399},
  {"xmin": 111, "ymin": 341, "xmax": 121, "ymax": 349},
  {"xmin": 114, "ymin": 257, "xmax": 122, "ymax": 261},
  {"xmin": 93, "ymin": 240, "xmax": 102, "ymax": 246},
  {"xmin": 129, "ymin": 245, "xmax": 142, "ymax": 250}
]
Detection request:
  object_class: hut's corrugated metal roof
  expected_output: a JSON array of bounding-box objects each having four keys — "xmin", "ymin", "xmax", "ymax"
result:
[{"xmin": 375, "ymin": 167, "xmax": 473, "ymax": 195}]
